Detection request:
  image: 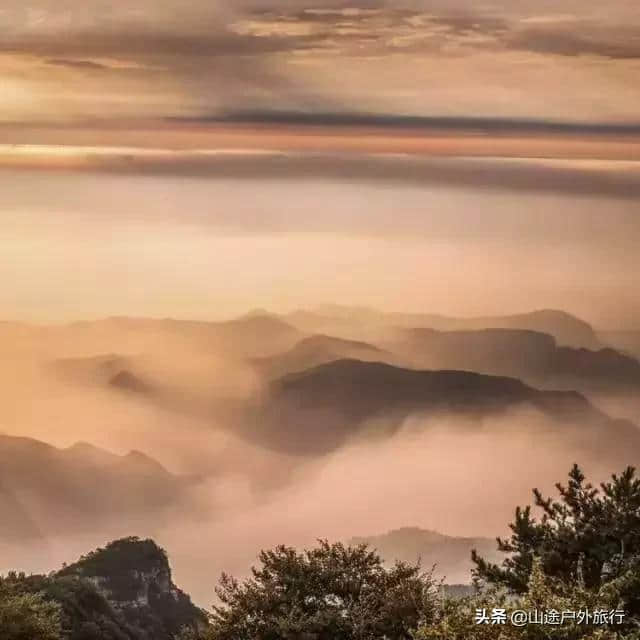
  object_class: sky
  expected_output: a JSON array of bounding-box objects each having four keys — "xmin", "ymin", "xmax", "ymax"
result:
[
  {"xmin": 1, "ymin": 166, "xmax": 639, "ymax": 328},
  {"xmin": 1, "ymin": 0, "xmax": 639, "ymax": 327},
  {"xmin": 2, "ymin": 0, "xmax": 640, "ymax": 125}
]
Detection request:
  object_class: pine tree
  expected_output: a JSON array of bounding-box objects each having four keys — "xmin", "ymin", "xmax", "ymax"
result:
[{"xmin": 472, "ymin": 464, "xmax": 640, "ymax": 617}]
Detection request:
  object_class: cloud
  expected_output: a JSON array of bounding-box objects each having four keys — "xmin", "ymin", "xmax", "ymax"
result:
[
  {"xmin": 507, "ymin": 26, "xmax": 640, "ymax": 59},
  {"xmin": 428, "ymin": 14, "xmax": 508, "ymax": 38},
  {"xmin": 46, "ymin": 58, "xmax": 108, "ymax": 70},
  {"xmin": 1, "ymin": 30, "xmax": 321, "ymax": 59},
  {"xmin": 231, "ymin": 6, "xmax": 640, "ymax": 60},
  {"xmin": 2, "ymin": 148, "xmax": 639, "ymax": 201},
  {"xmin": 2, "ymin": 1, "xmax": 640, "ymax": 124},
  {"xmin": 182, "ymin": 111, "xmax": 640, "ymax": 135},
  {"xmin": 4, "ymin": 3, "xmax": 637, "ymax": 63}
]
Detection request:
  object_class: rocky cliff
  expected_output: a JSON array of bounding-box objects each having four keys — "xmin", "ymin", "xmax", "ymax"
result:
[{"xmin": 57, "ymin": 537, "xmax": 207, "ymax": 639}]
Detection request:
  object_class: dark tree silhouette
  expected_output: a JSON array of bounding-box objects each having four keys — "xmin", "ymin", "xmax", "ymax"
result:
[
  {"xmin": 209, "ymin": 540, "xmax": 437, "ymax": 640},
  {"xmin": 473, "ymin": 464, "xmax": 640, "ymax": 615}
]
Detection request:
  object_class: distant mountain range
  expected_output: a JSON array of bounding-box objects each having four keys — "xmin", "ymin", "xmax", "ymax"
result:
[
  {"xmin": 51, "ymin": 353, "xmax": 135, "ymax": 386},
  {"xmin": 252, "ymin": 359, "xmax": 640, "ymax": 455},
  {"xmin": 1, "ymin": 312, "xmax": 302, "ymax": 360},
  {"xmin": 4, "ymin": 307, "xmax": 639, "ymax": 516},
  {"xmin": 17, "ymin": 307, "xmax": 636, "ymax": 466},
  {"xmin": 252, "ymin": 334, "xmax": 390, "ymax": 378},
  {"xmin": 0, "ymin": 435, "xmax": 190, "ymax": 543},
  {"xmin": 7, "ymin": 308, "xmax": 636, "ymax": 396},
  {"xmin": 388, "ymin": 328, "xmax": 640, "ymax": 392},
  {"xmin": 599, "ymin": 331, "xmax": 640, "ymax": 360},
  {"xmin": 246, "ymin": 328, "xmax": 640, "ymax": 394},
  {"xmin": 283, "ymin": 306, "xmax": 600, "ymax": 349},
  {"xmin": 47, "ymin": 332, "xmax": 639, "ymax": 462},
  {"xmin": 0, "ymin": 307, "xmax": 602, "ymax": 362},
  {"xmin": 350, "ymin": 527, "xmax": 502, "ymax": 584}
]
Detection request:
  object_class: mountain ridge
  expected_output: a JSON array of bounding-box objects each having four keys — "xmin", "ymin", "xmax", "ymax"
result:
[
  {"xmin": 255, "ymin": 359, "xmax": 640, "ymax": 455},
  {"xmin": 0, "ymin": 434, "xmax": 188, "ymax": 542},
  {"xmin": 389, "ymin": 327, "xmax": 640, "ymax": 391},
  {"xmin": 349, "ymin": 526, "xmax": 502, "ymax": 584},
  {"xmin": 284, "ymin": 306, "xmax": 600, "ymax": 349}
]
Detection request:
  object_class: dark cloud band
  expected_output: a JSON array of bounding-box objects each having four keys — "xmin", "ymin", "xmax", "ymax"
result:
[
  {"xmin": 3, "ymin": 150, "xmax": 638, "ymax": 200},
  {"xmin": 170, "ymin": 112, "xmax": 640, "ymax": 136}
]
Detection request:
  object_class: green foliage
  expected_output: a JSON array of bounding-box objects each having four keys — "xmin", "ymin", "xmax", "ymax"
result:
[
  {"xmin": 1, "ymin": 572, "xmax": 142, "ymax": 640},
  {"xmin": 472, "ymin": 464, "xmax": 640, "ymax": 606},
  {"xmin": 422, "ymin": 464, "xmax": 640, "ymax": 639},
  {"xmin": 5, "ymin": 465, "xmax": 640, "ymax": 640},
  {"xmin": 1, "ymin": 538, "xmax": 205, "ymax": 640},
  {"xmin": 0, "ymin": 574, "xmax": 62, "ymax": 640},
  {"xmin": 416, "ymin": 558, "xmax": 635, "ymax": 640},
  {"xmin": 56, "ymin": 536, "xmax": 206, "ymax": 638},
  {"xmin": 208, "ymin": 540, "xmax": 438, "ymax": 640},
  {"xmin": 62, "ymin": 537, "xmax": 169, "ymax": 577}
]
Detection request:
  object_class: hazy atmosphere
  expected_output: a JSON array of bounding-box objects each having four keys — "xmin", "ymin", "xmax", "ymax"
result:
[{"xmin": 1, "ymin": 1, "xmax": 640, "ymax": 637}]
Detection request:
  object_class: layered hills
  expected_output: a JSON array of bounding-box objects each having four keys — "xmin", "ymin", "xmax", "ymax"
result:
[
  {"xmin": 284, "ymin": 306, "xmax": 600, "ymax": 349},
  {"xmin": 389, "ymin": 328, "xmax": 640, "ymax": 391},
  {"xmin": 0, "ymin": 435, "xmax": 188, "ymax": 541},
  {"xmin": 252, "ymin": 359, "xmax": 640, "ymax": 455}
]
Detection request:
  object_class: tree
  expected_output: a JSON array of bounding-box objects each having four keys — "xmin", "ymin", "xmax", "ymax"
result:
[
  {"xmin": 472, "ymin": 464, "xmax": 640, "ymax": 604},
  {"xmin": 416, "ymin": 558, "xmax": 629, "ymax": 640},
  {"xmin": 0, "ymin": 574, "xmax": 62, "ymax": 640},
  {"xmin": 207, "ymin": 540, "xmax": 437, "ymax": 640}
]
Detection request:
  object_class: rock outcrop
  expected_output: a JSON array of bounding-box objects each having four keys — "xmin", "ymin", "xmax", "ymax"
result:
[{"xmin": 57, "ymin": 537, "xmax": 207, "ymax": 639}]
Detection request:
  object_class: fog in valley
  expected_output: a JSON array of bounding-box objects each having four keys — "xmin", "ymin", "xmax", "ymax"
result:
[
  {"xmin": 1, "ymin": 151, "xmax": 640, "ymax": 609},
  {"xmin": 1, "ymin": 204, "xmax": 640, "ymax": 605}
]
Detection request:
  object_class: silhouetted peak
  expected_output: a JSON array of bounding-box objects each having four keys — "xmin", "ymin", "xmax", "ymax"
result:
[
  {"xmin": 221, "ymin": 313, "xmax": 297, "ymax": 333},
  {"xmin": 276, "ymin": 359, "xmax": 532, "ymax": 396},
  {"xmin": 109, "ymin": 369, "xmax": 152, "ymax": 393},
  {"xmin": 65, "ymin": 441, "xmax": 109, "ymax": 454},
  {"xmin": 296, "ymin": 334, "xmax": 383, "ymax": 352},
  {"xmin": 64, "ymin": 441, "xmax": 121, "ymax": 467},
  {"xmin": 61, "ymin": 537, "xmax": 170, "ymax": 579},
  {"xmin": 120, "ymin": 449, "xmax": 172, "ymax": 476},
  {"xmin": 243, "ymin": 308, "xmax": 275, "ymax": 318}
]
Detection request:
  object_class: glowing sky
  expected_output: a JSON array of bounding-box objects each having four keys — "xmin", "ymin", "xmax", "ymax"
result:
[
  {"xmin": 1, "ymin": 165, "xmax": 638, "ymax": 327},
  {"xmin": 1, "ymin": 0, "xmax": 639, "ymax": 125},
  {"xmin": 1, "ymin": 1, "xmax": 639, "ymax": 327}
]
